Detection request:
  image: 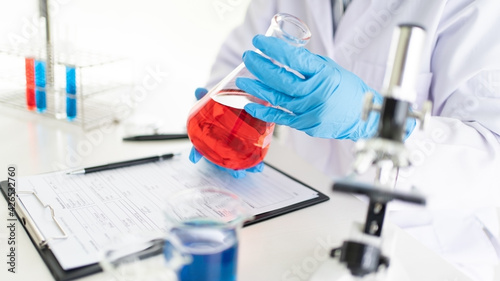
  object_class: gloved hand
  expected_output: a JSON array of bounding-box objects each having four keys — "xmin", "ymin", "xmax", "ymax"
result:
[
  {"xmin": 236, "ymin": 35, "xmax": 416, "ymax": 141},
  {"xmin": 188, "ymin": 87, "xmax": 265, "ymax": 178},
  {"xmin": 189, "ymin": 147, "xmax": 264, "ymax": 178}
]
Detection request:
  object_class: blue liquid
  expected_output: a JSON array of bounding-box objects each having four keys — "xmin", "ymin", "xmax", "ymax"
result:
[
  {"xmin": 34, "ymin": 60, "xmax": 46, "ymax": 113},
  {"xmin": 66, "ymin": 66, "xmax": 77, "ymax": 120},
  {"xmin": 165, "ymin": 224, "xmax": 238, "ymax": 281}
]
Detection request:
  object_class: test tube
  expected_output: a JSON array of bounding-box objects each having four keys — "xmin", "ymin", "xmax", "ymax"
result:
[
  {"xmin": 25, "ymin": 58, "xmax": 36, "ymax": 110},
  {"xmin": 66, "ymin": 66, "xmax": 77, "ymax": 120},
  {"xmin": 35, "ymin": 60, "xmax": 47, "ymax": 113}
]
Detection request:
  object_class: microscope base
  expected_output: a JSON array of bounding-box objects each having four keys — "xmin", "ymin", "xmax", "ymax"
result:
[{"xmin": 308, "ymin": 257, "xmax": 415, "ymax": 281}]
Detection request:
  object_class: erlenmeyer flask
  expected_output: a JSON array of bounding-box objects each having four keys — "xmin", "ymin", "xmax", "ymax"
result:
[{"xmin": 187, "ymin": 13, "xmax": 311, "ymax": 170}]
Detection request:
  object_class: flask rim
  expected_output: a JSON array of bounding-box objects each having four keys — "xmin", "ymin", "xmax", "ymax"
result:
[{"xmin": 269, "ymin": 13, "xmax": 312, "ymax": 47}]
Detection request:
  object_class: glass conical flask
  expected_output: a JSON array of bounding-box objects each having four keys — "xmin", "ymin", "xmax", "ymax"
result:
[{"xmin": 187, "ymin": 13, "xmax": 311, "ymax": 170}]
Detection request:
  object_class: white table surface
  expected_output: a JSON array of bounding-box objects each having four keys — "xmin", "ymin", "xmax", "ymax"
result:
[{"xmin": 0, "ymin": 105, "xmax": 473, "ymax": 281}]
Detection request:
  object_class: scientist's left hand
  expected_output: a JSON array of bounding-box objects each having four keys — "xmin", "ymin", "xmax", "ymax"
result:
[
  {"xmin": 188, "ymin": 87, "xmax": 264, "ymax": 179},
  {"xmin": 236, "ymin": 35, "xmax": 400, "ymax": 141}
]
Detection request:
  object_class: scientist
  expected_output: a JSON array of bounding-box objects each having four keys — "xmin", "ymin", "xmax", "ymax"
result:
[{"xmin": 190, "ymin": 1, "xmax": 500, "ymax": 280}]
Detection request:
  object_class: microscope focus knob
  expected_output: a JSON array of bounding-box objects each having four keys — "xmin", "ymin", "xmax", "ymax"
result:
[
  {"xmin": 361, "ymin": 92, "xmax": 381, "ymax": 121},
  {"xmin": 409, "ymin": 100, "xmax": 433, "ymax": 131}
]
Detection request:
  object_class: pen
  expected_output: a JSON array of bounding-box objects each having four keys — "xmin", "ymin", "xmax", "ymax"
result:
[
  {"xmin": 122, "ymin": 134, "xmax": 189, "ymax": 141},
  {"xmin": 67, "ymin": 153, "xmax": 176, "ymax": 175}
]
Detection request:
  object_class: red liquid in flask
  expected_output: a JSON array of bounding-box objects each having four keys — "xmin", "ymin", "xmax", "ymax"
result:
[{"xmin": 187, "ymin": 90, "xmax": 275, "ymax": 170}]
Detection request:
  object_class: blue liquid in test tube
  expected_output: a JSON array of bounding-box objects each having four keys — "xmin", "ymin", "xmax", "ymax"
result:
[
  {"xmin": 66, "ymin": 66, "xmax": 77, "ymax": 120},
  {"xmin": 34, "ymin": 60, "xmax": 47, "ymax": 113}
]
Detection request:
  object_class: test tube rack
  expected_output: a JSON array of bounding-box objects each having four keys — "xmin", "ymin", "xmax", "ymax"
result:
[{"xmin": 0, "ymin": 46, "xmax": 134, "ymax": 131}]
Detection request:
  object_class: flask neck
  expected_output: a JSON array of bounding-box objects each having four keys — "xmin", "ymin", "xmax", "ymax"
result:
[{"xmin": 265, "ymin": 13, "xmax": 311, "ymax": 47}]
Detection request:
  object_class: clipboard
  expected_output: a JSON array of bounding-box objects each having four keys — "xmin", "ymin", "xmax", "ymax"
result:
[
  {"xmin": 0, "ymin": 162, "xmax": 329, "ymax": 281},
  {"xmin": 1, "ymin": 180, "xmax": 102, "ymax": 281}
]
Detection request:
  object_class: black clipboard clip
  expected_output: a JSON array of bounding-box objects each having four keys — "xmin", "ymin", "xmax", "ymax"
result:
[{"xmin": 16, "ymin": 190, "xmax": 69, "ymax": 248}]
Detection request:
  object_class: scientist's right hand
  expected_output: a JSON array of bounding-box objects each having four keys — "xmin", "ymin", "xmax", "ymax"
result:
[
  {"xmin": 236, "ymin": 35, "xmax": 415, "ymax": 141},
  {"xmin": 188, "ymin": 88, "xmax": 264, "ymax": 179}
]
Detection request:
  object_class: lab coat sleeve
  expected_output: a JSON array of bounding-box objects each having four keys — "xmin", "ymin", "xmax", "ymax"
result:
[
  {"xmin": 398, "ymin": 0, "xmax": 500, "ymax": 209},
  {"xmin": 205, "ymin": 0, "xmax": 277, "ymax": 88}
]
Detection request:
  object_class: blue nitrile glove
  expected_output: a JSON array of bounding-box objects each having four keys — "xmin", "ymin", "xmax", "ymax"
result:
[
  {"xmin": 188, "ymin": 87, "xmax": 265, "ymax": 178},
  {"xmin": 236, "ymin": 35, "xmax": 416, "ymax": 141},
  {"xmin": 189, "ymin": 147, "xmax": 264, "ymax": 179}
]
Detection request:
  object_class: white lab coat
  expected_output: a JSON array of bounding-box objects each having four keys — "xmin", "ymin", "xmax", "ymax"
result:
[{"xmin": 206, "ymin": 0, "xmax": 500, "ymax": 279}]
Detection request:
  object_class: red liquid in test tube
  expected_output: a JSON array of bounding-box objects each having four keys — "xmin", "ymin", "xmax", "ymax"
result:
[{"xmin": 25, "ymin": 58, "xmax": 36, "ymax": 110}]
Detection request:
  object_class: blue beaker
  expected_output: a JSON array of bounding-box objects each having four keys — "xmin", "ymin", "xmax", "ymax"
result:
[{"xmin": 163, "ymin": 188, "xmax": 253, "ymax": 281}]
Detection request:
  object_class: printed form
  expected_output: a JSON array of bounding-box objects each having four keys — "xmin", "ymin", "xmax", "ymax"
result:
[{"xmin": 16, "ymin": 154, "xmax": 321, "ymax": 270}]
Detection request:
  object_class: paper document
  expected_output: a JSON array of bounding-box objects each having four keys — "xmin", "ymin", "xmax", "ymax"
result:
[{"xmin": 16, "ymin": 154, "xmax": 321, "ymax": 270}]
